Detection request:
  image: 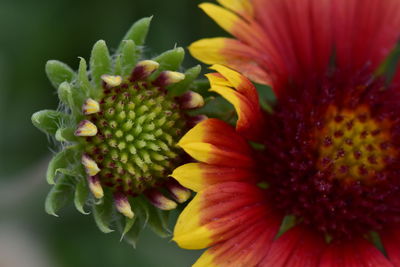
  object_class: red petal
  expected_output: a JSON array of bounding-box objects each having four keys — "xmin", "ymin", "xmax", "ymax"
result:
[
  {"xmin": 207, "ymin": 65, "xmax": 265, "ymax": 141},
  {"xmin": 260, "ymin": 226, "xmax": 325, "ymax": 267},
  {"xmin": 251, "ymin": 0, "xmax": 334, "ymax": 95},
  {"xmin": 173, "ymin": 182, "xmax": 276, "ymax": 250},
  {"xmin": 199, "ymin": 182, "xmax": 271, "ymax": 242},
  {"xmin": 319, "ymin": 238, "xmax": 393, "ymax": 267},
  {"xmin": 195, "ymin": 218, "xmax": 280, "ymax": 266},
  {"xmin": 172, "ymin": 163, "xmax": 259, "ymax": 192},
  {"xmin": 332, "ymin": 0, "xmax": 400, "ymax": 75},
  {"xmin": 179, "ymin": 119, "xmax": 255, "ymax": 168}
]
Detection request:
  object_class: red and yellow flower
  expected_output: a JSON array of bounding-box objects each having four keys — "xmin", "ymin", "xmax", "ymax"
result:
[{"xmin": 173, "ymin": 0, "xmax": 400, "ymax": 266}]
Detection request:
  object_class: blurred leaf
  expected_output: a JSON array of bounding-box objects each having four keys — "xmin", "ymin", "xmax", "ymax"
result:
[
  {"xmin": 168, "ymin": 65, "xmax": 201, "ymax": 96},
  {"xmin": 45, "ymin": 60, "xmax": 76, "ymax": 88},
  {"xmin": 74, "ymin": 177, "xmax": 90, "ymax": 215},
  {"xmin": 152, "ymin": 47, "xmax": 184, "ymax": 73},
  {"xmin": 45, "ymin": 175, "xmax": 75, "ymax": 217},
  {"xmin": 90, "ymin": 40, "xmax": 112, "ymax": 88},
  {"xmin": 117, "ymin": 16, "xmax": 152, "ymax": 50},
  {"xmin": 31, "ymin": 109, "xmax": 68, "ymax": 136},
  {"xmin": 93, "ymin": 194, "xmax": 114, "ymax": 233},
  {"xmin": 46, "ymin": 146, "xmax": 77, "ymax": 185}
]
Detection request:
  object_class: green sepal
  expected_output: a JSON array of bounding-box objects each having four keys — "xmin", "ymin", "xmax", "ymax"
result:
[
  {"xmin": 74, "ymin": 177, "xmax": 89, "ymax": 215},
  {"xmin": 58, "ymin": 82, "xmax": 73, "ymax": 108},
  {"xmin": 45, "ymin": 174, "xmax": 75, "ymax": 217},
  {"xmin": 90, "ymin": 40, "xmax": 112, "ymax": 88},
  {"xmin": 121, "ymin": 40, "xmax": 139, "ymax": 76},
  {"xmin": 168, "ymin": 65, "xmax": 201, "ymax": 97},
  {"xmin": 46, "ymin": 60, "xmax": 76, "ymax": 88},
  {"xmin": 77, "ymin": 57, "xmax": 94, "ymax": 98},
  {"xmin": 375, "ymin": 42, "xmax": 400, "ymax": 83},
  {"xmin": 369, "ymin": 231, "xmax": 386, "ymax": 254},
  {"xmin": 46, "ymin": 146, "xmax": 78, "ymax": 185},
  {"xmin": 55, "ymin": 166, "xmax": 82, "ymax": 177},
  {"xmin": 121, "ymin": 197, "xmax": 149, "ymax": 248},
  {"xmin": 93, "ymin": 193, "xmax": 114, "ymax": 233},
  {"xmin": 117, "ymin": 16, "xmax": 152, "ymax": 51},
  {"xmin": 152, "ymin": 47, "xmax": 185, "ymax": 73},
  {"xmin": 276, "ymin": 215, "xmax": 297, "ymax": 238},
  {"xmin": 114, "ymin": 55, "xmax": 123, "ymax": 76},
  {"xmin": 58, "ymin": 81, "xmax": 86, "ymax": 116},
  {"xmin": 55, "ymin": 127, "xmax": 76, "ymax": 142},
  {"xmin": 122, "ymin": 218, "xmax": 142, "ymax": 248},
  {"xmin": 31, "ymin": 109, "xmax": 69, "ymax": 136},
  {"xmin": 121, "ymin": 216, "xmax": 136, "ymax": 240},
  {"xmin": 146, "ymin": 205, "xmax": 170, "ymax": 237}
]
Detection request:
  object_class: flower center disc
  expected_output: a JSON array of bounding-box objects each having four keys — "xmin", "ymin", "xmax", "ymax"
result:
[
  {"xmin": 315, "ymin": 105, "xmax": 397, "ymax": 183},
  {"xmin": 83, "ymin": 81, "xmax": 184, "ymax": 196},
  {"xmin": 263, "ymin": 97, "xmax": 400, "ymax": 241}
]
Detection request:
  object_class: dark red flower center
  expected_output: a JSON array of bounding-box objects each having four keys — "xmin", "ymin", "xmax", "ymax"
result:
[{"xmin": 259, "ymin": 77, "xmax": 400, "ymax": 241}]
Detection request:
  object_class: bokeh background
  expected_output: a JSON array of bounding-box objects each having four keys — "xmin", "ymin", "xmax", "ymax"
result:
[{"xmin": 0, "ymin": 0, "xmax": 226, "ymax": 266}]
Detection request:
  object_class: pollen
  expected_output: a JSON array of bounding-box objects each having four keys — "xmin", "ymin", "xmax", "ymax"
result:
[{"xmin": 315, "ymin": 105, "xmax": 397, "ymax": 183}]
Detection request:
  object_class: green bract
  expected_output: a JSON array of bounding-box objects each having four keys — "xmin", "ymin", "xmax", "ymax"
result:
[{"xmin": 31, "ymin": 17, "xmax": 205, "ymax": 247}]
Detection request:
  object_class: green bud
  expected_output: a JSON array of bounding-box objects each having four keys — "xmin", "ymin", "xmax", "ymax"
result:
[{"xmin": 32, "ymin": 17, "xmax": 206, "ymax": 247}]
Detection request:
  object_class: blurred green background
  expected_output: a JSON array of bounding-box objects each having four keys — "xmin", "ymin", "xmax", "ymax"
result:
[{"xmin": 0, "ymin": 0, "xmax": 225, "ymax": 266}]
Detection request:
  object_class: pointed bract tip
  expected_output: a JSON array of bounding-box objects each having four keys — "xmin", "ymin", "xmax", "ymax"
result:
[
  {"xmin": 166, "ymin": 180, "xmax": 191, "ymax": 203},
  {"xmin": 88, "ymin": 175, "xmax": 104, "ymax": 199},
  {"xmin": 180, "ymin": 91, "xmax": 205, "ymax": 109},
  {"xmin": 153, "ymin": 71, "xmax": 186, "ymax": 87},
  {"xmin": 75, "ymin": 120, "xmax": 98, "ymax": 136},
  {"xmin": 82, "ymin": 154, "xmax": 101, "ymax": 176},
  {"xmin": 188, "ymin": 115, "xmax": 208, "ymax": 128},
  {"xmin": 146, "ymin": 190, "xmax": 177, "ymax": 210},
  {"xmin": 82, "ymin": 98, "xmax": 100, "ymax": 115},
  {"xmin": 163, "ymin": 71, "xmax": 185, "ymax": 85},
  {"xmin": 138, "ymin": 60, "xmax": 159, "ymax": 72},
  {"xmin": 130, "ymin": 60, "xmax": 160, "ymax": 81},
  {"xmin": 114, "ymin": 193, "xmax": 134, "ymax": 219},
  {"xmin": 101, "ymin": 74, "xmax": 122, "ymax": 87}
]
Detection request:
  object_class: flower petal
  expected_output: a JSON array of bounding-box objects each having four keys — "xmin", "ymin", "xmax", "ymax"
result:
[
  {"xmin": 216, "ymin": 0, "xmax": 254, "ymax": 20},
  {"xmin": 259, "ymin": 227, "xmax": 325, "ymax": 267},
  {"xmin": 319, "ymin": 238, "xmax": 393, "ymax": 267},
  {"xmin": 171, "ymin": 163, "xmax": 259, "ymax": 192},
  {"xmin": 189, "ymin": 38, "xmax": 271, "ymax": 85},
  {"xmin": 250, "ymin": 0, "xmax": 334, "ymax": 94},
  {"xmin": 207, "ymin": 65, "xmax": 265, "ymax": 141},
  {"xmin": 173, "ymin": 182, "xmax": 272, "ymax": 250},
  {"xmin": 194, "ymin": 219, "xmax": 280, "ymax": 267},
  {"xmin": 199, "ymin": 3, "xmax": 267, "ymax": 50},
  {"xmin": 178, "ymin": 119, "xmax": 255, "ymax": 168},
  {"xmin": 332, "ymin": 0, "xmax": 400, "ymax": 74}
]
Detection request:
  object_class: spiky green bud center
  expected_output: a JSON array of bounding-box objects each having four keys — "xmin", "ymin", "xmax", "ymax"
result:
[{"xmin": 83, "ymin": 80, "xmax": 185, "ymax": 196}]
